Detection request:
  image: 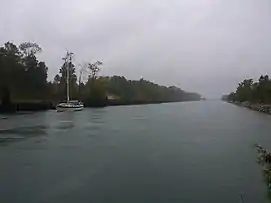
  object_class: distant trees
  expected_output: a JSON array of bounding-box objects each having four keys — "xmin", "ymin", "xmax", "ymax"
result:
[
  {"xmin": 81, "ymin": 61, "xmax": 107, "ymax": 106},
  {"xmin": 236, "ymin": 79, "xmax": 254, "ymax": 102},
  {"xmin": 225, "ymin": 75, "xmax": 271, "ymax": 103},
  {"xmin": 0, "ymin": 41, "xmax": 201, "ymax": 108},
  {"xmin": 87, "ymin": 61, "xmax": 103, "ymax": 81},
  {"xmin": 100, "ymin": 76, "xmax": 201, "ymax": 103}
]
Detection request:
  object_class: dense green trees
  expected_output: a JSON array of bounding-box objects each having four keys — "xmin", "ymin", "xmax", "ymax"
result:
[
  {"xmin": 0, "ymin": 42, "xmax": 48, "ymax": 101},
  {"xmin": 224, "ymin": 75, "xmax": 271, "ymax": 104},
  {"xmin": 0, "ymin": 41, "xmax": 201, "ymax": 110},
  {"xmin": 103, "ymin": 76, "xmax": 200, "ymax": 103},
  {"xmin": 80, "ymin": 61, "xmax": 107, "ymax": 106}
]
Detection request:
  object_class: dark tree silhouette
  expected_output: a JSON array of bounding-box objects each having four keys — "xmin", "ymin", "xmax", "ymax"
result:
[
  {"xmin": 224, "ymin": 75, "xmax": 271, "ymax": 104},
  {"xmin": 0, "ymin": 41, "xmax": 201, "ymax": 110}
]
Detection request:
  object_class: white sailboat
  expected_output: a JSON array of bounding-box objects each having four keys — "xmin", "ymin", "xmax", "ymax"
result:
[{"xmin": 56, "ymin": 52, "xmax": 84, "ymax": 112}]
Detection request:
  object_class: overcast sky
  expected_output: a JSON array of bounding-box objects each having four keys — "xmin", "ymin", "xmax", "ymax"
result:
[{"xmin": 1, "ymin": 0, "xmax": 271, "ymax": 98}]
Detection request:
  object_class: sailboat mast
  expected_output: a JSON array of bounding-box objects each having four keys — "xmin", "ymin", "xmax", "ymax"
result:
[{"xmin": 66, "ymin": 53, "xmax": 70, "ymax": 102}]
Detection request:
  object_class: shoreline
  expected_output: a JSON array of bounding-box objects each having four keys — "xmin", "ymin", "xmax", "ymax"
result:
[
  {"xmin": 0, "ymin": 99, "xmax": 202, "ymax": 113},
  {"xmin": 228, "ymin": 101, "xmax": 271, "ymax": 115}
]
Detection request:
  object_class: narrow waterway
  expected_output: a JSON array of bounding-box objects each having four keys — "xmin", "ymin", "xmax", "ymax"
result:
[{"xmin": 0, "ymin": 101, "xmax": 269, "ymax": 203}]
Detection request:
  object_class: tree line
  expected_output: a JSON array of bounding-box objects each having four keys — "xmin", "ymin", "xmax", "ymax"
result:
[
  {"xmin": 223, "ymin": 75, "xmax": 271, "ymax": 103},
  {"xmin": 0, "ymin": 41, "xmax": 201, "ymax": 109}
]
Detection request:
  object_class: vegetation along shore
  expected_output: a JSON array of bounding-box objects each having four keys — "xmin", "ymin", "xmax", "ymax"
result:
[
  {"xmin": 0, "ymin": 41, "xmax": 201, "ymax": 113},
  {"xmin": 222, "ymin": 75, "xmax": 271, "ymax": 114}
]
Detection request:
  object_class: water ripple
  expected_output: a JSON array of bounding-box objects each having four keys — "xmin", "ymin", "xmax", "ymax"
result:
[{"xmin": 0, "ymin": 125, "xmax": 48, "ymax": 144}]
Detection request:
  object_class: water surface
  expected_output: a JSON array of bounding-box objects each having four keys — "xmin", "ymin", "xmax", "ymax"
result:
[{"xmin": 0, "ymin": 101, "xmax": 270, "ymax": 203}]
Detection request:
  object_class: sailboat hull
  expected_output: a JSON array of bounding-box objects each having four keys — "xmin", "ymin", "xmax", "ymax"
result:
[
  {"xmin": 56, "ymin": 106, "xmax": 84, "ymax": 112},
  {"xmin": 56, "ymin": 102, "xmax": 84, "ymax": 112}
]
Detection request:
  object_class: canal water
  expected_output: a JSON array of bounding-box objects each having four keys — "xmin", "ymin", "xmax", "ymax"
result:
[{"xmin": 0, "ymin": 101, "xmax": 270, "ymax": 203}]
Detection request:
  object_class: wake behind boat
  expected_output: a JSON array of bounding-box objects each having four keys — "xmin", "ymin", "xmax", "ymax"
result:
[{"xmin": 56, "ymin": 51, "xmax": 84, "ymax": 112}]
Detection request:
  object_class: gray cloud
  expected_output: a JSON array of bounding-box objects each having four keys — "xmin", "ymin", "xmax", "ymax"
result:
[{"xmin": 1, "ymin": 0, "xmax": 271, "ymax": 98}]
